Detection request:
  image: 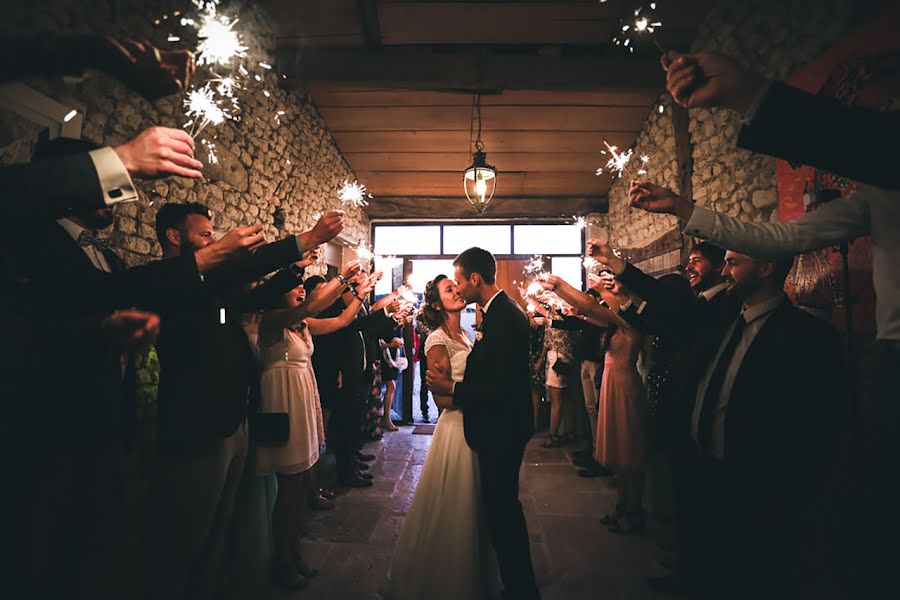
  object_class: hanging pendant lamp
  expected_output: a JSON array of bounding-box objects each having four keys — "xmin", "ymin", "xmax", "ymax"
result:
[{"xmin": 464, "ymin": 93, "xmax": 497, "ymax": 215}]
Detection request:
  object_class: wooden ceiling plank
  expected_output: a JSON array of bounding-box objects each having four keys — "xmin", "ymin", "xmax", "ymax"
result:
[
  {"xmin": 318, "ymin": 105, "xmax": 650, "ymax": 131},
  {"xmin": 331, "ymin": 130, "xmax": 637, "ymax": 153}
]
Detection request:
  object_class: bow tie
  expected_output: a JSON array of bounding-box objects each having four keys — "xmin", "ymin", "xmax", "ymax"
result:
[{"xmin": 78, "ymin": 231, "xmax": 114, "ymax": 252}]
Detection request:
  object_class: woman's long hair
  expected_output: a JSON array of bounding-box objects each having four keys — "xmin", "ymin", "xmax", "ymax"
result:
[{"xmin": 417, "ymin": 274, "xmax": 449, "ymax": 332}]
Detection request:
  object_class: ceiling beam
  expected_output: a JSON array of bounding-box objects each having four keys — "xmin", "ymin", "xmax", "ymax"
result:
[
  {"xmin": 365, "ymin": 195, "xmax": 608, "ymax": 219},
  {"xmin": 277, "ymin": 45, "xmax": 664, "ymax": 92},
  {"xmin": 357, "ymin": 0, "xmax": 381, "ymax": 47}
]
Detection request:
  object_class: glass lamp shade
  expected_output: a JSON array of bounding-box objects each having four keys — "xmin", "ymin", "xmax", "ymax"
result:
[{"xmin": 463, "ymin": 150, "xmax": 497, "ymax": 215}]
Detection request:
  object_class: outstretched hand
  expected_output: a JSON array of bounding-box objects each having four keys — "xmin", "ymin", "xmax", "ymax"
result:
[
  {"xmin": 587, "ymin": 238, "xmax": 626, "ymax": 275},
  {"xmin": 102, "ymin": 309, "xmax": 160, "ymax": 351},
  {"xmin": 101, "ymin": 37, "xmax": 195, "ymax": 99},
  {"xmin": 299, "ymin": 210, "xmax": 345, "ymax": 250},
  {"xmin": 114, "ymin": 126, "xmax": 204, "ymax": 179},
  {"xmin": 628, "ymin": 180, "xmax": 694, "ymax": 221},
  {"xmin": 661, "ymin": 50, "xmax": 766, "ymax": 114}
]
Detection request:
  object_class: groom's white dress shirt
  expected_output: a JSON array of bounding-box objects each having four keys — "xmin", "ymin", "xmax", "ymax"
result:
[
  {"xmin": 684, "ymin": 184, "xmax": 900, "ymax": 341},
  {"xmin": 481, "ymin": 289, "xmax": 503, "ymax": 314}
]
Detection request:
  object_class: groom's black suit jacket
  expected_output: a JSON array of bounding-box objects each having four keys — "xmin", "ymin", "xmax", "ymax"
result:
[{"xmin": 454, "ymin": 291, "xmax": 534, "ymax": 451}]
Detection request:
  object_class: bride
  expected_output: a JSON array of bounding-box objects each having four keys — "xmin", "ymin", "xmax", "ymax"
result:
[{"xmin": 381, "ymin": 274, "xmax": 501, "ymax": 600}]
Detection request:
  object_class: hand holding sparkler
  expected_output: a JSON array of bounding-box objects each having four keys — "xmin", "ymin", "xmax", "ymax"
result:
[
  {"xmin": 298, "ymin": 210, "xmax": 345, "ymax": 250},
  {"xmin": 538, "ymin": 273, "xmax": 562, "ymax": 292},
  {"xmin": 193, "ymin": 223, "xmax": 265, "ymax": 274},
  {"xmin": 100, "ymin": 37, "xmax": 195, "ymax": 99},
  {"xmin": 341, "ymin": 259, "xmax": 362, "ymax": 279},
  {"xmin": 587, "ymin": 238, "xmax": 626, "ymax": 275},
  {"xmin": 628, "ymin": 180, "xmax": 694, "ymax": 221},
  {"xmin": 662, "ymin": 50, "xmax": 766, "ymax": 114},
  {"xmin": 114, "ymin": 126, "xmax": 204, "ymax": 179},
  {"xmin": 102, "ymin": 309, "xmax": 161, "ymax": 351}
]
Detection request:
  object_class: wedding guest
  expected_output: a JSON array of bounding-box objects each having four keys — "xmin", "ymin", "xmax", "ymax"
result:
[
  {"xmin": 148, "ymin": 203, "xmax": 344, "ymax": 600},
  {"xmin": 256, "ymin": 270, "xmax": 374, "ymax": 589},
  {"xmin": 380, "ymin": 330, "xmax": 405, "ymax": 431},
  {"xmin": 542, "ymin": 310, "xmax": 578, "ymax": 448},
  {"xmin": 414, "ymin": 316, "xmax": 433, "ymax": 422},
  {"xmin": 527, "ymin": 310, "xmax": 548, "ymax": 432},
  {"xmin": 542, "ymin": 273, "xmax": 648, "ymax": 534}
]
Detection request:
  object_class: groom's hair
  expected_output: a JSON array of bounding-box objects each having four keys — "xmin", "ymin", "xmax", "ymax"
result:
[{"xmin": 454, "ymin": 247, "xmax": 496, "ymax": 284}]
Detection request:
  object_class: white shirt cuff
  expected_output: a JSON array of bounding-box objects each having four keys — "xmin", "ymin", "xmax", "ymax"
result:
[
  {"xmin": 620, "ymin": 299, "xmax": 634, "ymax": 312},
  {"xmin": 684, "ymin": 205, "xmax": 717, "ymax": 239},
  {"xmin": 636, "ymin": 300, "xmax": 647, "ymax": 315},
  {"xmin": 88, "ymin": 147, "xmax": 137, "ymax": 206}
]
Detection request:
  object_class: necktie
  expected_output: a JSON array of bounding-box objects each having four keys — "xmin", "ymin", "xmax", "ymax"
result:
[
  {"xmin": 77, "ymin": 230, "xmax": 113, "ymax": 252},
  {"xmin": 698, "ymin": 315, "xmax": 746, "ymax": 455}
]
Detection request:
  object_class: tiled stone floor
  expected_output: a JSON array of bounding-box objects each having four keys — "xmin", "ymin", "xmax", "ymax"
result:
[{"xmin": 253, "ymin": 426, "xmax": 671, "ymax": 600}]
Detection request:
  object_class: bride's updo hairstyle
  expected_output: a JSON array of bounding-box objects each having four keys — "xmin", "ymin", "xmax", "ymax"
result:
[{"xmin": 418, "ymin": 274, "xmax": 449, "ymax": 331}]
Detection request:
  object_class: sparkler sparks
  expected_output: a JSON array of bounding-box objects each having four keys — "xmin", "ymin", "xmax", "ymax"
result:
[
  {"xmin": 184, "ymin": 83, "xmax": 230, "ymax": 138},
  {"xmin": 339, "ymin": 180, "xmax": 372, "ymax": 207},
  {"xmin": 612, "ymin": 4, "xmax": 664, "ymax": 53},
  {"xmin": 195, "ymin": 4, "xmax": 248, "ymax": 66},
  {"xmin": 200, "ymin": 138, "xmax": 218, "ymax": 164},
  {"xmin": 595, "ymin": 140, "xmax": 633, "ymax": 178},
  {"xmin": 637, "ymin": 154, "xmax": 650, "ymax": 176}
]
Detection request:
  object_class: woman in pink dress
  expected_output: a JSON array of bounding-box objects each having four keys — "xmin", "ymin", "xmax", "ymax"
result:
[
  {"xmin": 256, "ymin": 264, "xmax": 375, "ymax": 589},
  {"xmin": 540, "ymin": 273, "xmax": 648, "ymax": 534}
]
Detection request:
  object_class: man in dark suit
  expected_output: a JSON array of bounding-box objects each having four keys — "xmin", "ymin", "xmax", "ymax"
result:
[
  {"xmin": 315, "ymin": 278, "xmax": 399, "ymax": 487},
  {"xmin": 148, "ymin": 203, "xmax": 344, "ymax": 599},
  {"xmin": 678, "ymin": 251, "xmax": 843, "ymax": 599},
  {"xmin": 427, "ymin": 247, "xmax": 539, "ymax": 600}
]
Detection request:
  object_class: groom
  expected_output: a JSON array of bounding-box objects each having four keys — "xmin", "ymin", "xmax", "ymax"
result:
[{"xmin": 427, "ymin": 247, "xmax": 540, "ymax": 600}]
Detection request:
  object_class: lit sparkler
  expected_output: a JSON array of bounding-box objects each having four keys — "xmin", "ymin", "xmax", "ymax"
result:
[
  {"xmin": 574, "ymin": 215, "xmax": 588, "ymax": 229},
  {"xmin": 184, "ymin": 83, "xmax": 230, "ymax": 138},
  {"xmin": 595, "ymin": 140, "xmax": 633, "ymax": 178},
  {"xmin": 195, "ymin": 3, "xmax": 248, "ymax": 67},
  {"xmin": 339, "ymin": 180, "xmax": 372, "ymax": 208},
  {"xmin": 637, "ymin": 154, "xmax": 650, "ymax": 176},
  {"xmin": 200, "ymin": 138, "xmax": 218, "ymax": 164},
  {"xmin": 612, "ymin": 3, "xmax": 664, "ymax": 53}
]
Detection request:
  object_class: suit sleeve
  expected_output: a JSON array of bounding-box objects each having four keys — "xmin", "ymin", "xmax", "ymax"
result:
[
  {"xmin": 551, "ymin": 315, "xmax": 588, "ymax": 331},
  {"xmin": 738, "ymin": 81, "xmax": 900, "ymax": 189},
  {"xmin": 201, "ymin": 236, "xmax": 304, "ymax": 294},
  {"xmin": 230, "ymin": 267, "xmax": 302, "ymax": 314},
  {"xmin": 617, "ymin": 262, "xmax": 696, "ymax": 335},
  {"xmin": 350, "ymin": 307, "xmax": 395, "ymax": 337},
  {"xmin": 684, "ymin": 193, "xmax": 871, "ymax": 259},
  {"xmin": 2, "ymin": 154, "xmax": 107, "ymax": 220},
  {"xmin": 453, "ymin": 305, "xmax": 530, "ymax": 409}
]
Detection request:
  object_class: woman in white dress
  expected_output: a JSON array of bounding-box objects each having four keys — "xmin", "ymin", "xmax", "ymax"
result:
[
  {"xmin": 256, "ymin": 263, "xmax": 374, "ymax": 589},
  {"xmin": 382, "ymin": 275, "xmax": 501, "ymax": 600}
]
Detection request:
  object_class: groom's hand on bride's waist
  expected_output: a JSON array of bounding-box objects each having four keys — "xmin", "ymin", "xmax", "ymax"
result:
[{"xmin": 425, "ymin": 364, "xmax": 454, "ymax": 396}]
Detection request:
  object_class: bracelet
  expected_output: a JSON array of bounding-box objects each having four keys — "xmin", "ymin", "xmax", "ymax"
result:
[
  {"xmin": 349, "ymin": 285, "xmax": 362, "ymax": 300},
  {"xmin": 337, "ymin": 273, "xmax": 348, "ymax": 285}
]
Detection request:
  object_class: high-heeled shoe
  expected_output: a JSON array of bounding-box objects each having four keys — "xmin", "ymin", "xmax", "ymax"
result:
[
  {"xmin": 542, "ymin": 434, "xmax": 562, "ymax": 448},
  {"xmin": 609, "ymin": 510, "xmax": 646, "ymax": 535},
  {"xmin": 295, "ymin": 557, "xmax": 319, "ymax": 579},
  {"xmin": 274, "ymin": 563, "xmax": 309, "ymax": 590}
]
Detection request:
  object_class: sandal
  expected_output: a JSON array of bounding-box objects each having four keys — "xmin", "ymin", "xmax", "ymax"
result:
[
  {"xmin": 600, "ymin": 503, "xmax": 625, "ymax": 526},
  {"xmin": 295, "ymin": 557, "xmax": 319, "ymax": 579},
  {"xmin": 609, "ymin": 511, "xmax": 646, "ymax": 535},
  {"xmin": 384, "ymin": 422, "xmax": 399, "ymax": 432},
  {"xmin": 307, "ymin": 494, "xmax": 335, "ymax": 510},
  {"xmin": 542, "ymin": 434, "xmax": 562, "ymax": 448}
]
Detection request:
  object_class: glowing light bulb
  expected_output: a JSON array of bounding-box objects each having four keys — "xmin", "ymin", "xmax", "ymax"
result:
[{"xmin": 474, "ymin": 178, "xmax": 487, "ymax": 197}]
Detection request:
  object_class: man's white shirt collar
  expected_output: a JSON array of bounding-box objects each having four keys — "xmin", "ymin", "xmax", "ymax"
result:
[
  {"xmin": 699, "ymin": 282, "xmax": 728, "ymax": 301},
  {"xmin": 482, "ymin": 289, "xmax": 503, "ymax": 313}
]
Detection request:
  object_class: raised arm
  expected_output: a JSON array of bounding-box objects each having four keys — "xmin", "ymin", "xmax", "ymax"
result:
[
  {"xmin": 539, "ymin": 274, "xmax": 626, "ymax": 328},
  {"xmin": 629, "ymin": 181, "xmax": 871, "ymax": 259},
  {"xmin": 303, "ymin": 260, "xmax": 362, "ymax": 316}
]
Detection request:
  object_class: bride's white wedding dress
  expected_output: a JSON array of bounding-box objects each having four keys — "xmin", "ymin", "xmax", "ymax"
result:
[{"xmin": 381, "ymin": 327, "xmax": 501, "ymax": 600}]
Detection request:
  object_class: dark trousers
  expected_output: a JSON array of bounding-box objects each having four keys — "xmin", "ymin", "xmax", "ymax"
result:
[
  {"xmin": 418, "ymin": 352, "xmax": 430, "ymax": 417},
  {"xmin": 332, "ymin": 371, "xmax": 367, "ymax": 474},
  {"xmin": 863, "ymin": 341, "xmax": 900, "ymax": 599},
  {"xmin": 477, "ymin": 440, "xmax": 539, "ymax": 600}
]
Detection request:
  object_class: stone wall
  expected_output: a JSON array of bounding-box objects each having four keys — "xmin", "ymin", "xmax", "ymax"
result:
[
  {"xmin": 1, "ymin": 0, "xmax": 369, "ymax": 272},
  {"xmin": 604, "ymin": 0, "xmax": 860, "ymax": 266}
]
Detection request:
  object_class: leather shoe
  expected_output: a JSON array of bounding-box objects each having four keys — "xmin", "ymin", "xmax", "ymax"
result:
[
  {"xmin": 354, "ymin": 460, "xmax": 370, "ymax": 471},
  {"xmin": 355, "ymin": 450, "xmax": 376, "ymax": 462},
  {"xmin": 339, "ymin": 473, "xmax": 374, "ymax": 488}
]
